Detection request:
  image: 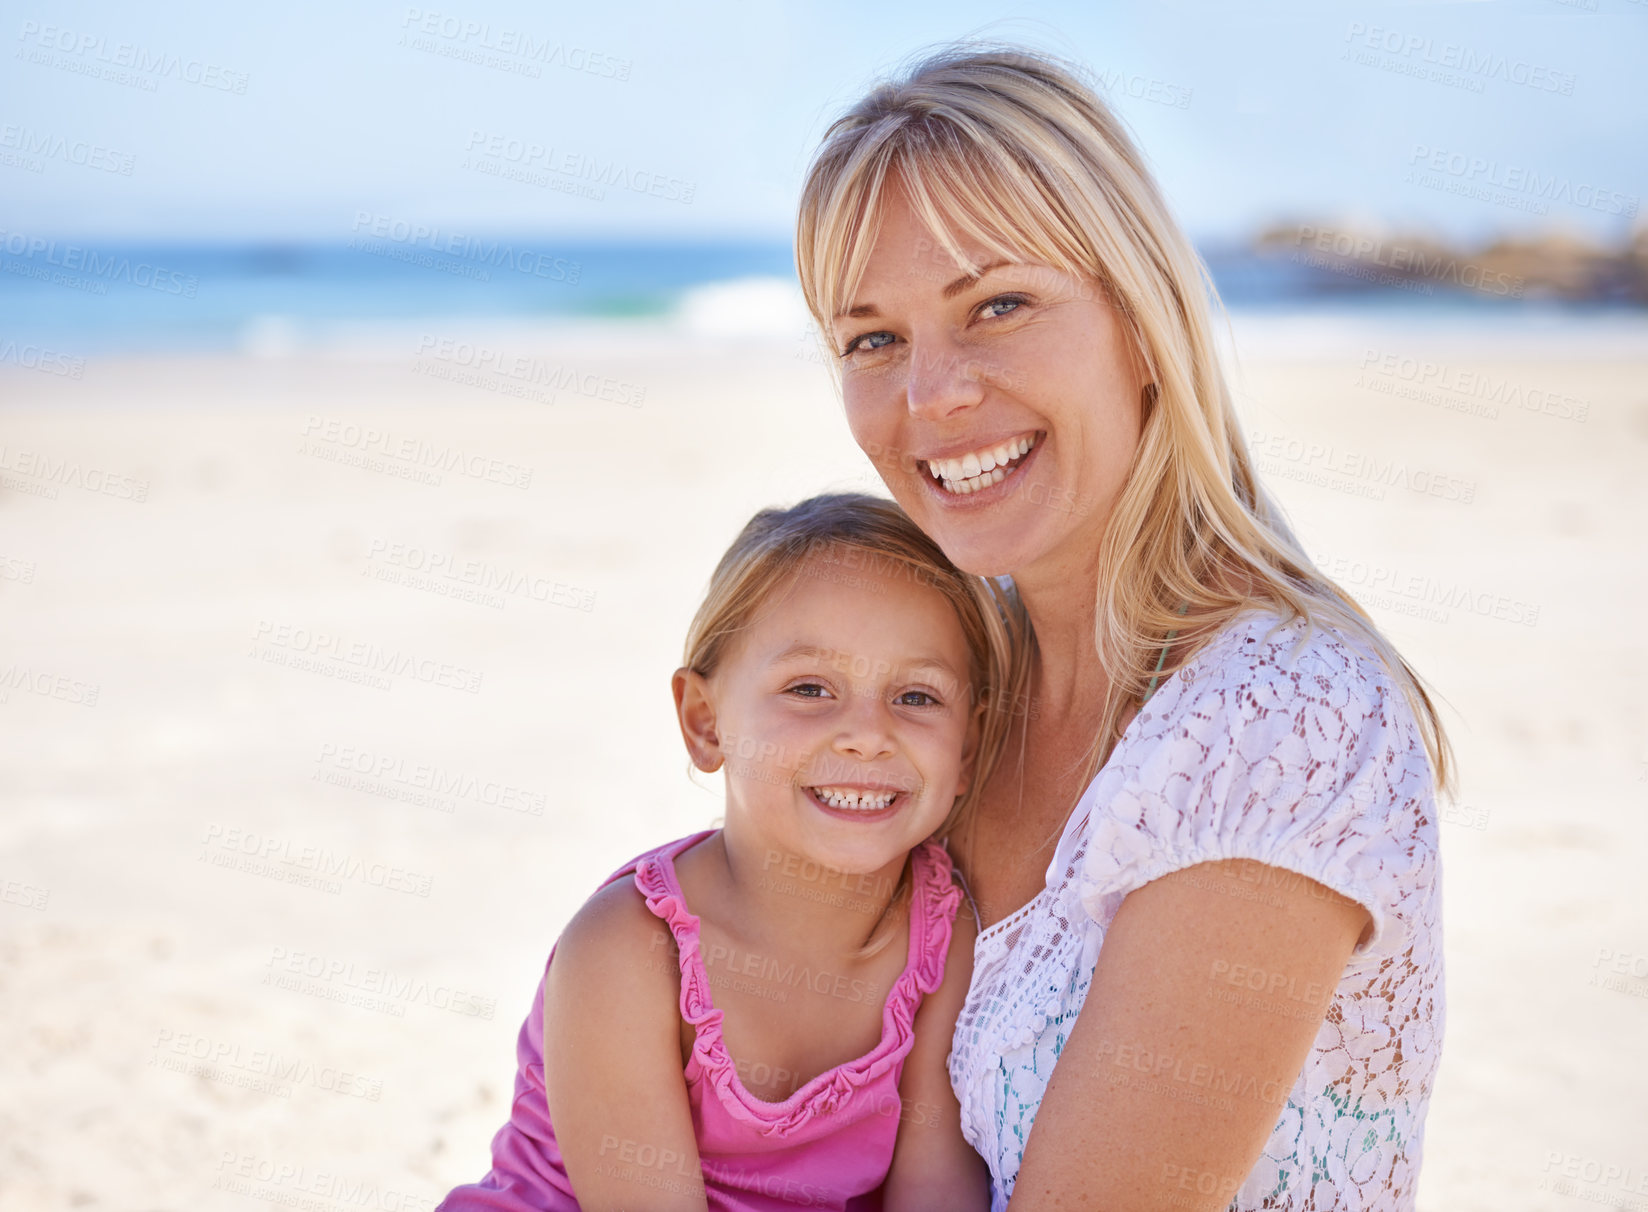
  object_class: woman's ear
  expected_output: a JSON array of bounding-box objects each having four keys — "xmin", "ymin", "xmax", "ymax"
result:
[{"xmin": 671, "ymin": 667, "xmax": 724, "ymax": 773}]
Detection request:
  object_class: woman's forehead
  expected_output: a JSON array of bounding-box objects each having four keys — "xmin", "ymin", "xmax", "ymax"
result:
[
  {"xmin": 835, "ymin": 191, "xmax": 1046, "ymax": 320},
  {"xmin": 865, "ymin": 169, "xmax": 1030, "ymax": 270}
]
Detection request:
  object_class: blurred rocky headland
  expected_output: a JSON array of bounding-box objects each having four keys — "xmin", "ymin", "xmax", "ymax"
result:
[{"xmin": 1246, "ymin": 221, "xmax": 1648, "ymax": 304}]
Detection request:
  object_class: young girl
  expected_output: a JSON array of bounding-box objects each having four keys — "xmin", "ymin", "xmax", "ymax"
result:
[{"xmin": 437, "ymin": 493, "xmax": 1019, "ymax": 1211}]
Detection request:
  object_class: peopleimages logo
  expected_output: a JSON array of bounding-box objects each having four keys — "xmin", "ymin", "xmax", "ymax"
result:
[
  {"xmin": 16, "ymin": 20, "xmax": 251, "ymax": 93},
  {"xmin": 0, "ymin": 445, "xmax": 148, "ymax": 502},
  {"xmin": 0, "ymin": 229, "xmax": 198, "ymax": 297},
  {"xmin": 1408, "ymin": 145, "xmax": 1637, "ymax": 218},
  {"xmin": 1342, "ymin": 22, "xmax": 1576, "ymax": 95},
  {"xmin": 397, "ymin": 9, "xmax": 632, "ymax": 81},
  {"xmin": 463, "ymin": 130, "xmax": 697, "ymax": 205},
  {"xmin": 1291, "ymin": 225, "xmax": 1523, "ymax": 298},
  {"xmin": 0, "ymin": 123, "xmax": 135, "ymax": 175},
  {"xmin": 0, "ymin": 340, "xmax": 85, "ymax": 379},
  {"xmin": 349, "ymin": 211, "xmax": 581, "ymax": 283}
]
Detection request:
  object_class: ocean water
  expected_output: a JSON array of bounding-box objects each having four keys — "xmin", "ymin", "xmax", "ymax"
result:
[{"xmin": 0, "ymin": 234, "xmax": 1641, "ymax": 360}]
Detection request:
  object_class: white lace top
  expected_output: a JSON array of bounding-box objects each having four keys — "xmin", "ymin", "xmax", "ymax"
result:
[{"xmin": 948, "ymin": 607, "xmax": 1443, "ymax": 1211}]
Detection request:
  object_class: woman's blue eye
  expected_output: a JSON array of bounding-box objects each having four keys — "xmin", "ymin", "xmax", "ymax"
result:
[
  {"xmin": 979, "ymin": 295, "xmax": 1024, "ymax": 319},
  {"xmin": 843, "ymin": 330, "xmax": 896, "ymax": 356}
]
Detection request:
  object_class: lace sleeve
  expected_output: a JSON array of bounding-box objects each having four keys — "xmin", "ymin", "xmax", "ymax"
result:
[{"xmin": 1077, "ymin": 618, "xmax": 1439, "ymax": 962}]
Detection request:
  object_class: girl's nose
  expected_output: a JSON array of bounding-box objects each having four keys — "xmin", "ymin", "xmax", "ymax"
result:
[{"xmin": 832, "ymin": 696, "xmax": 896, "ymax": 762}]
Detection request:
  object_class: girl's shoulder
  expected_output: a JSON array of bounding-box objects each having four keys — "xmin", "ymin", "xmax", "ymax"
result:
[
  {"xmin": 551, "ymin": 868, "xmax": 680, "ymax": 1007},
  {"xmin": 549, "ymin": 832, "xmax": 713, "ymax": 1013}
]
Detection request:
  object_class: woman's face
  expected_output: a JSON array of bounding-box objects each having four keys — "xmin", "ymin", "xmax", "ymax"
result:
[{"xmin": 831, "ymin": 180, "xmax": 1147, "ymax": 582}]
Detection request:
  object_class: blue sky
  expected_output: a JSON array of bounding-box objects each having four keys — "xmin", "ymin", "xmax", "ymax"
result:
[{"xmin": 1, "ymin": 0, "xmax": 1643, "ymax": 246}]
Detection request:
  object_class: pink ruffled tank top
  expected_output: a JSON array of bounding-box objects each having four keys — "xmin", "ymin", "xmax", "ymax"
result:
[{"xmin": 437, "ymin": 830, "xmax": 962, "ymax": 1211}]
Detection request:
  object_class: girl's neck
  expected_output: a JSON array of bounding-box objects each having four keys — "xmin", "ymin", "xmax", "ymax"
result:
[{"xmin": 688, "ymin": 827, "xmax": 911, "ymax": 962}]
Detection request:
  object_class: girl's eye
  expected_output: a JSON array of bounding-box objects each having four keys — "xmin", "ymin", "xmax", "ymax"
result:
[
  {"xmin": 841, "ymin": 330, "xmax": 896, "ymax": 357},
  {"xmin": 897, "ymin": 689, "xmax": 939, "ymax": 708},
  {"xmin": 787, "ymin": 682, "xmax": 831, "ymax": 699},
  {"xmin": 977, "ymin": 294, "xmax": 1027, "ymax": 320}
]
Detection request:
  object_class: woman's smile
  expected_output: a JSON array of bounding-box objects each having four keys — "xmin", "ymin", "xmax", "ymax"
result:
[
  {"xmin": 835, "ymin": 178, "xmax": 1145, "ymax": 581},
  {"xmin": 920, "ymin": 430, "xmax": 1042, "ymax": 497}
]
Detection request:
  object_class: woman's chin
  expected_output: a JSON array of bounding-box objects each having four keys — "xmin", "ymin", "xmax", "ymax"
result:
[{"xmin": 912, "ymin": 509, "xmax": 1049, "ymax": 582}]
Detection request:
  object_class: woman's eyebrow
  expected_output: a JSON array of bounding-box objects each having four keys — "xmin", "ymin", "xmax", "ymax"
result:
[
  {"xmin": 838, "ymin": 259, "xmax": 1014, "ymax": 319},
  {"xmin": 941, "ymin": 259, "xmax": 1012, "ymax": 300}
]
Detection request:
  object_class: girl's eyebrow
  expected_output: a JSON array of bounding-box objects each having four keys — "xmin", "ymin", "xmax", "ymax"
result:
[
  {"xmin": 769, "ymin": 643, "xmax": 840, "ymax": 664},
  {"xmin": 839, "ymin": 260, "xmax": 1014, "ymax": 320},
  {"xmin": 768, "ymin": 643, "xmax": 965, "ymax": 678}
]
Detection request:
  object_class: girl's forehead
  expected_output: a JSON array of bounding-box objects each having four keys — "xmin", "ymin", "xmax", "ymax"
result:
[{"xmin": 744, "ymin": 554, "xmax": 968, "ymax": 639}]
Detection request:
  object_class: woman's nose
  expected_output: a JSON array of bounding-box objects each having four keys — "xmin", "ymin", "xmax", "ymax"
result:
[{"xmin": 903, "ymin": 332, "xmax": 987, "ymax": 422}]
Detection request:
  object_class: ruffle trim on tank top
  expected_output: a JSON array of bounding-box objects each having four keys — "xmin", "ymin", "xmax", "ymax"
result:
[{"xmin": 632, "ymin": 836, "xmax": 961, "ymax": 1138}]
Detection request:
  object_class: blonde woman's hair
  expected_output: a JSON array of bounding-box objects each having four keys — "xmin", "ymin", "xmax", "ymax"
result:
[
  {"xmin": 795, "ymin": 44, "xmax": 1455, "ymax": 800},
  {"xmin": 683, "ymin": 492, "xmax": 1028, "ymax": 951}
]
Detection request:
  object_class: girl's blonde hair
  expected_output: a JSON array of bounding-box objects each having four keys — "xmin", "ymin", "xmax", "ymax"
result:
[
  {"xmin": 683, "ymin": 492, "xmax": 1028, "ymax": 950},
  {"xmin": 795, "ymin": 44, "xmax": 1455, "ymax": 798}
]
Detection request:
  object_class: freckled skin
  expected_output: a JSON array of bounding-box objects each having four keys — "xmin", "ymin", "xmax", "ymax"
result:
[
  {"xmin": 834, "ymin": 178, "xmax": 1147, "ymax": 585},
  {"xmin": 830, "ymin": 179, "xmax": 1372, "ymax": 1212}
]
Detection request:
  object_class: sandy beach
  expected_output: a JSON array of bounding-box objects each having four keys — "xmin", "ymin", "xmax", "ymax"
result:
[{"xmin": 2, "ymin": 315, "xmax": 1645, "ymax": 1210}]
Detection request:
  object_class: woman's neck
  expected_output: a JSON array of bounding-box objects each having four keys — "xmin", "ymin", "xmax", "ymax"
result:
[{"xmin": 1008, "ymin": 547, "xmax": 1112, "ymax": 725}]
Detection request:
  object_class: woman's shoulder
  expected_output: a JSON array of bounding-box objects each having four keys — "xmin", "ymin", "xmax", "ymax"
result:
[
  {"xmin": 1188, "ymin": 603, "xmax": 1387, "ymax": 679},
  {"xmin": 1083, "ymin": 605, "xmax": 1439, "ymax": 958},
  {"xmin": 1132, "ymin": 603, "xmax": 1435, "ymax": 817},
  {"xmin": 1163, "ymin": 605, "xmax": 1419, "ymax": 750}
]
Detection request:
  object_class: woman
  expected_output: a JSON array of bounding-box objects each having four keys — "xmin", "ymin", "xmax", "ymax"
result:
[
  {"xmin": 440, "ymin": 44, "xmax": 1451, "ymax": 1212},
  {"xmin": 793, "ymin": 45, "xmax": 1451, "ymax": 1211}
]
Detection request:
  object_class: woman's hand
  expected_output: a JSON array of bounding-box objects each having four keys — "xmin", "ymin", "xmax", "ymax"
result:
[{"xmin": 1006, "ymin": 858, "xmax": 1370, "ymax": 1211}]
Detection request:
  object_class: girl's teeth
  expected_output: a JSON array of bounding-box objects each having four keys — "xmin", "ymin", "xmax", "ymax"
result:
[{"xmin": 813, "ymin": 787, "xmax": 895, "ymax": 811}]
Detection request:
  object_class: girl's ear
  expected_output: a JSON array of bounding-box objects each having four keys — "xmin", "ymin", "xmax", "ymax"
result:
[{"xmin": 671, "ymin": 667, "xmax": 724, "ymax": 773}]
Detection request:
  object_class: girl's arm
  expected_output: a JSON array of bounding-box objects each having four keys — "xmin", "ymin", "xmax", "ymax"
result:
[
  {"xmin": 882, "ymin": 907, "xmax": 992, "ymax": 1212},
  {"xmin": 543, "ymin": 879, "xmax": 709, "ymax": 1212},
  {"xmin": 1005, "ymin": 859, "xmax": 1368, "ymax": 1211}
]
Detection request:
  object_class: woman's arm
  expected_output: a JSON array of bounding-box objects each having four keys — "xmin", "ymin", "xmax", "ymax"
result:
[
  {"xmin": 883, "ymin": 907, "xmax": 992, "ymax": 1212},
  {"xmin": 1006, "ymin": 858, "xmax": 1369, "ymax": 1211},
  {"xmin": 542, "ymin": 880, "xmax": 709, "ymax": 1212}
]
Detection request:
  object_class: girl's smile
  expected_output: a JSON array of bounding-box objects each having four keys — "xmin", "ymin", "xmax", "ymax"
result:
[{"xmin": 674, "ymin": 550, "xmax": 980, "ymax": 879}]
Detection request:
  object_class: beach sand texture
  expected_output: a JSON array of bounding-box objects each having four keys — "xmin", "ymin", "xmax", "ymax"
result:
[{"xmin": 2, "ymin": 321, "xmax": 1644, "ymax": 1210}]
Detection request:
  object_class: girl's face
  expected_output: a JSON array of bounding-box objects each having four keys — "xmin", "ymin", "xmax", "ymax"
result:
[
  {"xmin": 830, "ymin": 179, "xmax": 1147, "ymax": 581},
  {"xmin": 676, "ymin": 551, "xmax": 979, "ymax": 878}
]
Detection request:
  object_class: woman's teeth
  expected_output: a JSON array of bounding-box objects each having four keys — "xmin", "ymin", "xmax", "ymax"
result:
[
  {"xmin": 927, "ymin": 434, "xmax": 1036, "ymax": 495},
  {"xmin": 812, "ymin": 787, "xmax": 896, "ymax": 812}
]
